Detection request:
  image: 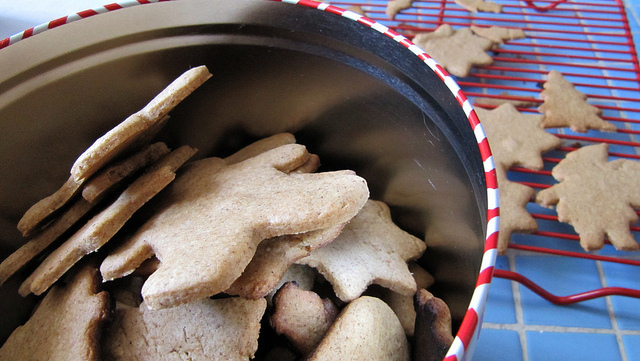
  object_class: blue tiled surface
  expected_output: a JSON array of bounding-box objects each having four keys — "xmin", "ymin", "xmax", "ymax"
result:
[
  {"xmin": 527, "ymin": 332, "xmax": 622, "ymax": 361},
  {"xmin": 473, "ymin": 329, "xmax": 523, "ymax": 361}
]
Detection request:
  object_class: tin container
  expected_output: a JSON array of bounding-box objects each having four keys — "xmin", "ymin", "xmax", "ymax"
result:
[{"xmin": 0, "ymin": 1, "xmax": 498, "ymax": 359}]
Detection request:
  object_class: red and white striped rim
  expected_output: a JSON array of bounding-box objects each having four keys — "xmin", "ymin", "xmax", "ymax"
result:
[
  {"xmin": 279, "ymin": 2, "xmax": 500, "ymax": 360},
  {"xmin": 1, "ymin": 1, "xmax": 500, "ymax": 359}
]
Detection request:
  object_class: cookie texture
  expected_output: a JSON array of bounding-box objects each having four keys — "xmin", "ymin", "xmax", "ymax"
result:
[
  {"xmin": 475, "ymin": 103, "xmax": 561, "ymax": 171},
  {"xmin": 538, "ymin": 70, "xmax": 616, "ymax": 132},
  {"xmin": 470, "ymin": 25, "xmax": 525, "ymax": 44},
  {"xmin": 0, "ymin": 264, "xmax": 108, "ymax": 361},
  {"xmin": 386, "ymin": 0, "xmax": 416, "ymax": 19},
  {"xmin": 103, "ymin": 297, "xmax": 266, "ymax": 361},
  {"xmin": 270, "ymin": 282, "xmax": 339, "ymax": 355},
  {"xmin": 20, "ymin": 146, "xmax": 195, "ymax": 297},
  {"xmin": 100, "ymin": 144, "xmax": 369, "ymax": 309},
  {"xmin": 226, "ymin": 224, "xmax": 344, "ymax": 299},
  {"xmin": 70, "ymin": 66, "xmax": 210, "ymax": 183},
  {"xmin": 475, "ymin": 103, "xmax": 561, "ymax": 252},
  {"xmin": 455, "ymin": 0, "xmax": 502, "ymax": 13},
  {"xmin": 413, "ymin": 25, "xmax": 493, "ymax": 77},
  {"xmin": 536, "ymin": 143, "xmax": 640, "ymax": 251},
  {"xmin": 299, "ymin": 199, "xmax": 426, "ymax": 302},
  {"xmin": 307, "ymin": 296, "xmax": 410, "ymax": 361}
]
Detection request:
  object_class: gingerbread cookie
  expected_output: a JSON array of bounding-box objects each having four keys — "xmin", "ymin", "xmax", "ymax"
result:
[
  {"xmin": 307, "ymin": 296, "xmax": 410, "ymax": 361},
  {"xmin": 226, "ymin": 224, "xmax": 344, "ymax": 299},
  {"xmin": 70, "ymin": 66, "xmax": 210, "ymax": 183},
  {"xmin": 0, "ymin": 264, "xmax": 108, "ymax": 361},
  {"xmin": 16, "ymin": 176, "xmax": 83, "ymax": 237},
  {"xmin": 536, "ymin": 143, "xmax": 640, "ymax": 251},
  {"xmin": 20, "ymin": 146, "xmax": 196, "ymax": 296},
  {"xmin": 100, "ymin": 144, "xmax": 369, "ymax": 309},
  {"xmin": 81, "ymin": 142, "xmax": 170, "ymax": 203},
  {"xmin": 270, "ymin": 282, "xmax": 339, "ymax": 355},
  {"xmin": 298, "ymin": 199, "xmax": 426, "ymax": 302},
  {"xmin": 374, "ymin": 262, "xmax": 435, "ymax": 336},
  {"xmin": 455, "ymin": 0, "xmax": 502, "ymax": 13},
  {"xmin": 470, "ymin": 25, "xmax": 525, "ymax": 44},
  {"xmin": 103, "ymin": 297, "xmax": 266, "ymax": 361},
  {"xmin": 538, "ymin": 70, "xmax": 616, "ymax": 132},
  {"xmin": 386, "ymin": 0, "xmax": 416, "ymax": 19},
  {"xmin": 495, "ymin": 170, "xmax": 538, "ymax": 253},
  {"xmin": 475, "ymin": 101, "xmax": 561, "ymax": 172},
  {"xmin": 413, "ymin": 25, "xmax": 493, "ymax": 78}
]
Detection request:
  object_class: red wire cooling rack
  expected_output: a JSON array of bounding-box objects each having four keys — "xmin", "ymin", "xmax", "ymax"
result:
[{"xmin": 328, "ymin": 0, "xmax": 640, "ymax": 304}]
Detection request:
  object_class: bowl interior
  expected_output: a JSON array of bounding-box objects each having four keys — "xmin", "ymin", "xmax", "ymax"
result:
[{"xmin": 0, "ymin": 0, "xmax": 488, "ymax": 349}]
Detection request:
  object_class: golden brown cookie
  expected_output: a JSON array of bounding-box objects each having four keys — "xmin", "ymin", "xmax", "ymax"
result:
[
  {"xmin": 495, "ymin": 168, "xmax": 537, "ymax": 253},
  {"xmin": 536, "ymin": 143, "xmax": 640, "ymax": 251},
  {"xmin": 0, "ymin": 264, "xmax": 108, "ymax": 361},
  {"xmin": 470, "ymin": 25, "xmax": 525, "ymax": 44},
  {"xmin": 412, "ymin": 289, "xmax": 454, "ymax": 361},
  {"xmin": 307, "ymin": 296, "xmax": 410, "ymax": 361},
  {"xmin": 81, "ymin": 142, "xmax": 171, "ymax": 203},
  {"xmin": 270, "ymin": 282, "xmax": 339, "ymax": 355},
  {"xmin": 374, "ymin": 262, "xmax": 435, "ymax": 336},
  {"xmin": 538, "ymin": 70, "xmax": 616, "ymax": 132},
  {"xmin": 100, "ymin": 144, "xmax": 369, "ymax": 309},
  {"xmin": 226, "ymin": 224, "xmax": 344, "ymax": 299},
  {"xmin": 16, "ymin": 175, "xmax": 82, "ymax": 237},
  {"xmin": 70, "ymin": 66, "xmax": 211, "ymax": 183},
  {"xmin": 20, "ymin": 147, "xmax": 196, "ymax": 296},
  {"xmin": 386, "ymin": 0, "xmax": 416, "ymax": 19},
  {"xmin": 298, "ymin": 199, "xmax": 426, "ymax": 302},
  {"xmin": 413, "ymin": 25, "xmax": 493, "ymax": 78},
  {"xmin": 102, "ymin": 297, "xmax": 266, "ymax": 361},
  {"xmin": 475, "ymin": 103, "xmax": 561, "ymax": 171},
  {"xmin": 0, "ymin": 197, "xmax": 93, "ymax": 286},
  {"xmin": 455, "ymin": 0, "xmax": 502, "ymax": 13}
]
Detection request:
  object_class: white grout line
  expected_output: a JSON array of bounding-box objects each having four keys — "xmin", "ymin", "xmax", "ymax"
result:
[
  {"xmin": 508, "ymin": 248, "xmax": 529, "ymax": 361},
  {"xmin": 482, "ymin": 321, "xmax": 640, "ymax": 336},
  {"xmin": 596, "ymin": 260, "xmax": 629, "ymax": 361}
]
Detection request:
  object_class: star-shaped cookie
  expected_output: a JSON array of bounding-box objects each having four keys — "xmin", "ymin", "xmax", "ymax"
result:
[
  {"xmin": 475, "ymin": 103, "xmax": 560, "ymax": 251},
  {"xmin": 538, "ymin": 70, "xmax": 616, "ymax": 132},
  {"xmin": 536, "ymin": 143, "xmax": 640, "ymax": 251},
  {"xmin": 298, "ymin": 199, "xmax": 426, "ymax": 302},
  {"xmin": 100, "ymin": 144, "xmax": 369, "ymax": 309},
  {"xmin": 413, "ymin": 24, "xmax": 494, "ymax": 78},
  {"xmin": 475, "ymin": 103, "xmax": 561, "ymax": 171}
]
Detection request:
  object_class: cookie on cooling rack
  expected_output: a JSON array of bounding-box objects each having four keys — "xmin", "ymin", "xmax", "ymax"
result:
[
  {"xmin": 536, "ymin": 143, "xmax": 640, "ymax": 251},
  {"xmin": 412, "ymin": 24, "xmax": 494, "ymax": 78},
  {"xmin": 455, "ymin": 0, "xmax": 502, "ymax": 13},
  {"xmin": 538, "ymin": 70, "xmax": 617, "ymax": 132}
]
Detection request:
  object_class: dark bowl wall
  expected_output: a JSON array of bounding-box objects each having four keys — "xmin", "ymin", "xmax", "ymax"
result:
[{"xmin": 0, "ymin": 0, "xmax": 487, "ymax": 344}]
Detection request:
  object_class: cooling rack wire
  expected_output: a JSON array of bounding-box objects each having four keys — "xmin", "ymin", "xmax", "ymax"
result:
[{"xmin": 327, "ymin": 0, "xmax": 640, "ymax": 360}]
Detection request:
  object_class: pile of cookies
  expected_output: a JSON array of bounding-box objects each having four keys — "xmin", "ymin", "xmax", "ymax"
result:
[{"xmin": 0, "ymin": 66, "xmax": 454, "ymax": 360}]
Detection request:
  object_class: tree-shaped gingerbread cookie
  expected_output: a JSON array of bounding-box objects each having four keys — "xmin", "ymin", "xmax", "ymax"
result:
[
  {"xmin": 536, "ymin": 143, "xmax": 640, "ymax": 251},
  {"xmin": 538, "ymin": 70, "xmax": 616, "ymax": 133}
]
